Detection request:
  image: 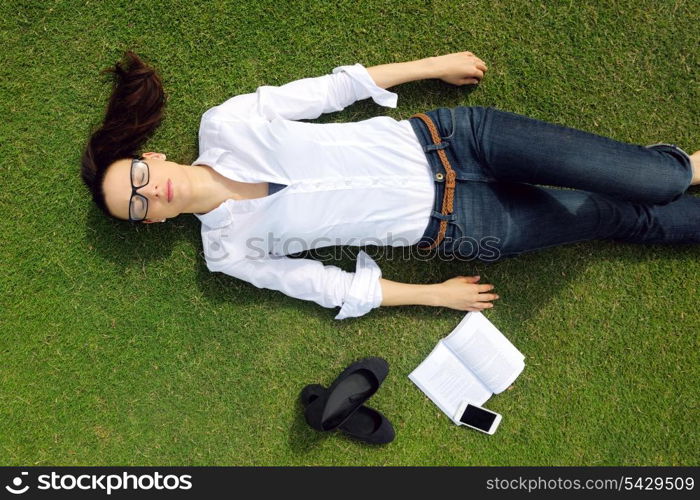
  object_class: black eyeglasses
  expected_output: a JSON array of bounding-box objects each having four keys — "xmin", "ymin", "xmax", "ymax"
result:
[{"xmin": 128, "ymin": 156, "xmax": 150, "ymax": 222}]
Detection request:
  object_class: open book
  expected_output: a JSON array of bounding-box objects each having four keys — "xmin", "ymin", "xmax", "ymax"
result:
[{"xmin": 409, "ymin": 312, "xmax": 525, "ymax": 424}]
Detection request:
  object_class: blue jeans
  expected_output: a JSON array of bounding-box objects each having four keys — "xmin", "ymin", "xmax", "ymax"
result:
[{"xmin": 409, "ymin": 107, "xmax": 698, "ymax": 261}]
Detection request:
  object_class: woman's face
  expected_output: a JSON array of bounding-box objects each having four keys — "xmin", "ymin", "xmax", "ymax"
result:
[{"xmin": 102, "ymin": 152, "xmax": 191, "ymax": 222}]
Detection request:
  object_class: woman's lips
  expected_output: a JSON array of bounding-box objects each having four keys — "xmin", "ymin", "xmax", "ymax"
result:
[{"xmin": 167, "ymin": 179, "xmax": 173, "ymax": 202}]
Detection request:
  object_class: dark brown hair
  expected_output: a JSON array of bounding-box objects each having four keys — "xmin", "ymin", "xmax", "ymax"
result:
[{"xmin": 81, "ymin": 50, "xmax": 167, "ymax": 219}]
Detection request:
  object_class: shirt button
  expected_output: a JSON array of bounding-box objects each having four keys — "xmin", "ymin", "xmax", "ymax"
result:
[{"xmin": 435, "ymin": 173, "xmax": 444, "ymax": 181}]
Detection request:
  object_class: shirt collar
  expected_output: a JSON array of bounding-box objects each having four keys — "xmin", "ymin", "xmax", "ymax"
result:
[{"xmin": 194, "ymin": 202, "xmax": 232, "ymax": 229}]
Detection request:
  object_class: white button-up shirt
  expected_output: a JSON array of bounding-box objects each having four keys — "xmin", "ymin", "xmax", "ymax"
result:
[{"xmin": 193, "ymin": 63, "xmax": 434, "ymax": 319}]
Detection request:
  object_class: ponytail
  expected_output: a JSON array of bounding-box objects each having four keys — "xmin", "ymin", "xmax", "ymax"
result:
[{"xmin": 81, "ymin": 50, "xmax": 166, "ymax": 219}]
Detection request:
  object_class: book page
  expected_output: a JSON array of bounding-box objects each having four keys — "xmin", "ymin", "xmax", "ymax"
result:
[
  {"xmin": 409, "ymin": 342, "xmax": 492, "ymax": 423},
  {"xmin": 443, "ymin": 312, "xmax": 525, "ymax": 394}
]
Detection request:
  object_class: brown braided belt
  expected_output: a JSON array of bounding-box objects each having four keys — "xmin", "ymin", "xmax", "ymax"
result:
[{"xmin": 411, "ymin": 112, "xmax": 457, "ymax": 250}]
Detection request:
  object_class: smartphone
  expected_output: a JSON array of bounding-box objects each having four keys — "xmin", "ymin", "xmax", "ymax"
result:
[{"xmin": 454, "ymin": 402, "xmax": 502, "ymax": 434}]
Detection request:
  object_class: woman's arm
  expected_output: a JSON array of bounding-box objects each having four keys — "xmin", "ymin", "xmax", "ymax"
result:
[
  {"xmin": 207, "ymin": 63, "xmax": 398, "ymax": 123},
  {"xmin": 366, "ymin": 51, "xmax": 488, "ymax": 89},
  {"xmin": 379, "ymin": 275, "xmax": 499, "ymax": 312}
]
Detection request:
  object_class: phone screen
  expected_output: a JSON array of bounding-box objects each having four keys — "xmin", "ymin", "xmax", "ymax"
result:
[{"xmin": 459, "ymin": 404, "xmax": 497, "ymax": 432}]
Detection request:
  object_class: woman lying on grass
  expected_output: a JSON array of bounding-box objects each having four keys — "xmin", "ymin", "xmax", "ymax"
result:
[{"xmin": 81, "ymin": 51, "xmax": 700, "ymax": 319}]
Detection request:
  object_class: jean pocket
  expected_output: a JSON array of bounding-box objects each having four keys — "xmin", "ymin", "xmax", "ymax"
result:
[
  {"xmin": 440, "ymin": 213, "xmax": 506, "ymax": 262},
  {"xmin": 427, "ymin": 107, "xmax": 457, "ymax": 140}
]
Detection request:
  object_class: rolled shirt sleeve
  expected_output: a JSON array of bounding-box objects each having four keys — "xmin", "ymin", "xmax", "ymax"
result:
[
  {"xmin": 334, "ymin": 250, "xmax": 384, "ymax": 320},
  {"xmin": 209, "ymin": 249, "xmax": 383, "ymax": 320},
  {"xmin": 331, "ymin": 63, "xmax": 398, "ymax": 109},
  {"xmin": 207, "ymin": 63, "xmax": 398, "ymax": 122}
]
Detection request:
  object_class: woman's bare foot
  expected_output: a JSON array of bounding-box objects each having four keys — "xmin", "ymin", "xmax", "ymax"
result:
[{"xmin": 691, "ymin": 150, "xmax": 700, "ymax": 185}]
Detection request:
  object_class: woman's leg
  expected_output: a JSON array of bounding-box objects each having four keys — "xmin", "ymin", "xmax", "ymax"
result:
[
  {"xmin": 446, "ymin": 181, "xmax": 700, "ymax": 261},
  {"xmin": 471, "ymin": 107, "xmax": 694, "ymax": 205}
]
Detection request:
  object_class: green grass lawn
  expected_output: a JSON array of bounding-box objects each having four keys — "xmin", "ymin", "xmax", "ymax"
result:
[{"xmin": 1, "ymin": 0, "xmax": 698, "ymax": 465}]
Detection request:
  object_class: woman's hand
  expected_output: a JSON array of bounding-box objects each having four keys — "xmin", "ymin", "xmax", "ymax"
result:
[
  {"xmin": 429, "ymin": 51, "xmax": 488, "ymax": 86},
  {"xmin": 432, "ymin": 275, "xmax": 499, "ymax": 311}
]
